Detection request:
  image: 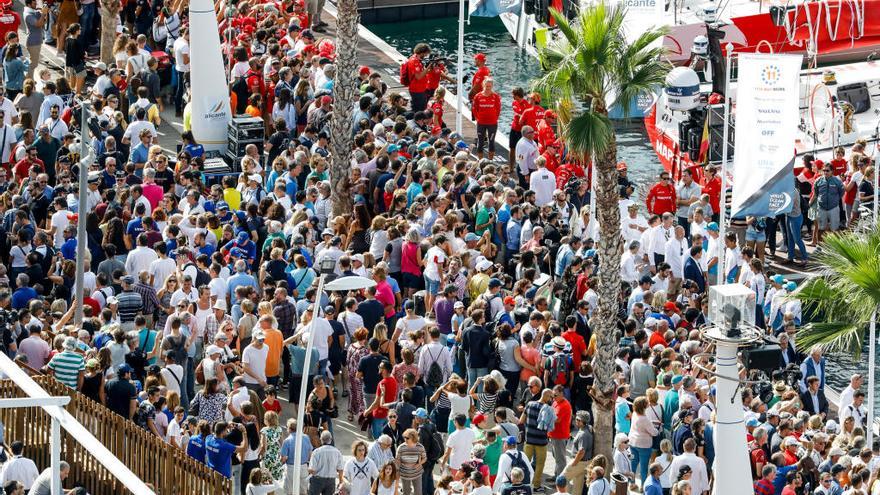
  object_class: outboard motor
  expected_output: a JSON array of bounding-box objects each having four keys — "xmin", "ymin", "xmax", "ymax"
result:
[{"xmin": 707, "ymin": 24, "xmax": 727, "ymax": 96}]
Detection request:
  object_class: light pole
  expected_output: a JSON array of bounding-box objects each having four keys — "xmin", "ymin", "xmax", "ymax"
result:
[
  {"xmin": 74, "ymin": 101, "xmax": 94, "ymax": 326},
  {"xmin": 290, "ymin": 257, "xmax": 341, "ymax": 495}
]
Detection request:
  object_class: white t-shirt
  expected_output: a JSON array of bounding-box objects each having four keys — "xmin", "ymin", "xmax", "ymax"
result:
[
  {"xmin": 445, "ymin": 428, "xmax": 476, "ymax": 469},
  {"xmin": 343, "ymin": 458, "xmax": 378, "ymax": 495},
  {"xmin": 166, "ymin": 417, "xmax": 184, "ymax": 445},
  {"xmin": 529, "ymin": 168, "xmax": 556, "ymax": 206},
  {"xmin": 50, "ymin": 209, "xmax": 71, "ymax": 248},
  {"xmin": 242, "ymin": 344, "xmax": 270, "ymax": 385},
  {"xmin": 424, "ymin": 246, "xmax": 446, "ymax": 281},
  {"xmin": 149, "ymin": 257, "xmax": 177, "ymax": 291},
  {"xmin": 208, "ymin": 277, "xmax": 229, "ymax": 301},
  {"xmin": 448, "ymin": 392, "xmax": 471, "ymax": 418},
  {"xmin": 301, "ymin": 318, "xmax": 334, "ymax": 360},
  {"xmin": 0, "ymin": 98, "xmax": 18, "ymax": 126},
  {"xmin": 0, "ymin": 124, "xmax": 15, "ymax": 164},
  {"xmin": 173, "ymin": 37, "xmax": 190, "ymax": 72},
  {"xmin": 161, "ymin": 364, "xmax": 184, "ymax": 396}
]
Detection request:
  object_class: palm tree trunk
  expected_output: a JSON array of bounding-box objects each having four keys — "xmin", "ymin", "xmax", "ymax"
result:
[
  {"xmin": 328, "ymin": 0, "xmax": 359, "ymax": 218},
  {"xmin": 99, "ymin": 0, "xmax": 120, "ymax": 65},
  {"xmin": 590, "ymin": 137, "xmax": 623, "ymax": 462}
]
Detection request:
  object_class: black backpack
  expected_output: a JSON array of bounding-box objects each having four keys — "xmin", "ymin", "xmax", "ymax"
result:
[
  {"xmin": 422, "ymin": 423, "xmax": 444, "ymax": 463},
  {"xmin": 425, "ymin": 348, "xmax": 444, "ymax": 388},
  {"xmin": 125, "ymin": 330, "xmax": 150, "ymax": 380},
  {"xmin": 505, "ymin": 451, "xmax": 531, "ymax": 485},
  {"xmin": 185, "ymin": 263, "xmax": 211, "ymax": 288}
]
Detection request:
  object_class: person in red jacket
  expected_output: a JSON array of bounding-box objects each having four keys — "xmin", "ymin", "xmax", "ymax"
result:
[
  {"xmin": 403, "ymin": 43, "xmax": 431, "ymax": 112},
  {"xmin": 469, "ymin": 52, "xmax": 491, "ymax": 101},
  {"xmin": 701, "ymin": 165, "xmax": 722, "ymax": 222},
  {"xmin": 536, "ymin": 110, "xmax": 558, "ymax": 151},
  {"xmin": 541, "ymin": 141, "xmax": 560, "ymax": 173},
  {"xmin": 646, "ymin": 171, "xmax": 677, "ymax": 216},
  {"xmin": 509, "ymin": 87, "xmax": 529, "ymax": 166},
  {"xmin": 519, "ymin": 93, "xmax": 544, "ymax": 133},
  {"xmin": 471, "ymin": 77, "xmax": 501, "ymax": 161}
]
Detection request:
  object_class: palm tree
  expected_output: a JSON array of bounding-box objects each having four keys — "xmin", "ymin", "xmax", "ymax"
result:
[
  {"xmin": 533, "ymin": 3, "xmax": 670, "ymax": 460},
  {"xmin": 327, "ymin": 0, "xmax": 359, "ymax": 217},
  {"xmin": 99, "ymin": 0, "xmax": 121, "ymax": 65},
  {"xmin": 791, "ymin": 226, "xmax": 880, "ymax": 360}
]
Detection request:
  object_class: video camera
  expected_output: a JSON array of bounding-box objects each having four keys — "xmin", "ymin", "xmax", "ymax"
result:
[{"xmin": 426, "ymin": 54, "xmax": 452, "ymax": 67}]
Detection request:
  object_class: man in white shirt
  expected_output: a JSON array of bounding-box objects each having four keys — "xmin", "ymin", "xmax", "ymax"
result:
[
  {"xmin": 160, "ymin": 350, "xmax": 185, "ymax": 399},
  {"xmin": 43, "ymin": 104, "xmax": 68, "ymax": 140},
  {"xmin": 493, "ymin": 436, "xmax": 534, "ymax": 492},
  {"xmin": 294, "ymin": 307, "xmax": 334, "ymax": 372},
  {"xmin": 338, "ymin": 298, "xmax": 364, "ymax": 344},
  {"xmin": 669, "ymin": 438, "xmax": 709, "ymax": 495},
  {"xmin": 0, "ymin": 110, "xmax": 16, "ymax": 170},
  {"xmin": 664, "ymin": 225, "xmax": 689, "ymax": 294},
  {"xmin": 172, "ymin": 28, "xmax": 190, "ymax": 116},
  {"xmin": 37, "ymin": 81, "xmax": 63, "ymax": 124},
  {"xmin": 620, "ymin": 240, "xmax": 641, "ymax": 287},
  {"xmin": 838, "ymin": 374, "xmax": 862, "ymax": 412},
  {"xmin": 149, "ymin": 243, "xmax": 177, "ymax": 291},
  {"xmin": 125, "ymin": 234, "xmax": 159, "ymax": 278},
  {"xmin": 0, "ymin": 441, "xmax": 39, "ymax": 490},
  {"xmin": 621, "ymin": 203, "xmax": 648, "ymax": 245},
  {"xmin": 840, "ymin": 391, "xmax": 867, "ymax": 429},
  {"xmin": 648, "ymin": 213, "xmax": 674, "ymax": 271},
  {"xmin": 0, "ymin": 92, "xmax": 18, "ymax": 126},
  {"xmin": 530, "ymin": 156, "xmax": 556, "ymax": 207},
  {"xmin": 515, "ymin": 126, "xmax": 539, "ymax": 185},
  {"xmin": 48, "ymin": 197, "xmax": 72, "ymax": 248},
  {"xmin": 241, "ymin": 332, "xmax": 270, "ymax": 394}
]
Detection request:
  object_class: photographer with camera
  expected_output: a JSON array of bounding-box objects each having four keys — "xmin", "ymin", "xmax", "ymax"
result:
[{"xmin": 400, "ymin": 43, "xmax": 432, "ymax": 113}]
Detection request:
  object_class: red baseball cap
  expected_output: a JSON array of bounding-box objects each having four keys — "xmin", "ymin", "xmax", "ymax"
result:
[
  {"xmin": 503, "ymin": 296, "xmax": 516, "ymax": 306},
  {"xmin": 664, "ymin": 301, "xmax": 679, "ymax": 313},
  {"xmin": 359, "ymin": 65, "xmax": 371, "ymax": 76},
  {"xmin": 474, "ymin": 53, "xmax": 486, "ymax": 63},
  {"xmin": 320, "ymin": 95, "xmax": 332, "ymax": 105}
]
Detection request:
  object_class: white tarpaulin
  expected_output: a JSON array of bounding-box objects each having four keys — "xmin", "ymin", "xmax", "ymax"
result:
[
  {"xmin": 189, "ymin": 0, "xmax": 232, "ymax": 152},
  {"xmin": 731, "ymin": 53, "xmax": 802, "ymax": 218}
]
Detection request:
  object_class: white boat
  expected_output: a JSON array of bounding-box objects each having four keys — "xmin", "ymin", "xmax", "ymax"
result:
[{"xmin": 645, "ymin": 58, "xmax": 880, "ymax": 181}]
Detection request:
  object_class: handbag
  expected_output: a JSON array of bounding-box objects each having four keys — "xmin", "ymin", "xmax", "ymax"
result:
[
  {"xmin": 303, "ymin": 413, "xmax": 321, "ymax": 447},
  {"xmin": 357, "ymin": 411, "xmax": 373, "ymax": 432}
]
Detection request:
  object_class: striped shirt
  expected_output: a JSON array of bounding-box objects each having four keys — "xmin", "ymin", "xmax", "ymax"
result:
[
  {"xmin": 309, "ymin": 445, "xmax": 344, "ymax": 478},
  {"xmin": 48, "ymin": 351, "xmax": 84, "ymax": 388},
  {"xmin": 116, "ymin": 290, "xmax": 143, "ymax": 323},
  {"xmin": 524, "ymin": 401, "xmax": 548, "ymax": 446},
  {"xmin": 395, "ymin": 443, "xmax": 425, "ymax": 480}
]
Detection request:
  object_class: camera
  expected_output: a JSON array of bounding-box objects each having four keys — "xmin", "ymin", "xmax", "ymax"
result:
[{"xmin": 426, "ymin": 54, "xmax": 451, "ymax": 67}]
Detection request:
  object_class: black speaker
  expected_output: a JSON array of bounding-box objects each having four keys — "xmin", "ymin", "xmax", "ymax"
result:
[{"xmin": 742, "ymin": 344, "xmax": 782, "ymax": 372}]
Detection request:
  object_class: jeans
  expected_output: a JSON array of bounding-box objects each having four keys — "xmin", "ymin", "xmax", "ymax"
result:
[
  {"xmin": 630, "ymin": 446, "xmax": 652, "ymax": 486},
  {"xmin": 467, "ymin": 367, "xmax": 489, "ymax": 391},
  {"xmin": 421, "ymin": 462, "xmax": 435, "ymax": 495},
  {"xmin": 79, "ymin": 2, "xmax": 98, "ymax": 46},
  {"xmin": 371, "ymin": 418, "xmax": 387, "ymax": 440},
  {"xmin": 401, "ymin": 477, "xmax": 422, "ymax": 495},
  {"xmin": 677, "ymin": 216, "xmax": 691, "ymax": 240},
  {"xmin": 174, "ymin": 68, "xmax": 189, "ymax": 113},
  {"xmin": 786, "ymin": 214, "xmax": 808, "ymax": 262},
  {"xmin": 186, "ymin": 357, "xmax": 195, "ymax": 405},
  {"xmin": 500, "ymin": 369, "xmax": 520, "ymax": 398},
  {"xmin": 523, "ymin": 443, "xmax": 547, "ymax": 489},
  {"xmin": 308, "ymin": 477, "xmax": 336, "ymax": 495}
]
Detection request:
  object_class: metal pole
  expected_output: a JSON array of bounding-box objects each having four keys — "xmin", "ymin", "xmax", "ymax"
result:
[
  {"xmin": 74, "ymin": 101, "xmax": 90, "ymax": 326},
  {"xmin": 717, "ymin": 47, "xmax": 733, "ymax": 282},
  {"xmin": 51, "ymin": 417, "xmax": 60, "ymax": 495},
  {"xmin": 455, "ymin": 0, "xmax": 464, "ymax": 134},
  {"xmin": 291, "ymin": 274, "xmax": 328, "ymax": 495},
  {"xmin": 869, "ymin": 163, "xmax": 879, "ymax": 446}
]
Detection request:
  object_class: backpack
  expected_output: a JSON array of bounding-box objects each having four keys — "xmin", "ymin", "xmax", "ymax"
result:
[
  {"xmin": 425, "ymin": 348, "xmax": 444, "ymax": 388},
  {"xmin": 549, "ymin": 352, "xmax": 571, "ymax": 386},
  {"xmin": 185, "ymin": 262, "xmax": 211, "ymax": 288},
  {"xmin": 505, "ymin": 451, "xmax": 531, "ymax": 485},
  {"xmin": 125, "ymin": 330, "xmax": 151, "ymax": 380},
  {"xmin": 424, "ymin": 423, "xmax": 444, "ymax": 463},
  {"xmin": 399, "ymin": 61, "xmax": 410, "ymax": 86}
]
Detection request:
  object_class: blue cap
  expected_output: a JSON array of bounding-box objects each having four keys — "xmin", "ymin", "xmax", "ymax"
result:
[
  {"xmin": 584, "ymin": 249, "xmax": 596, "ymax": 258},
  {"xmin": 387, "ymin": 144, "xmax": 400, "ymax": 153},
  {"xmin": 505, "ymin": 436, "xmax": 517, "ymax": 445},
  {"xmin": 771, "ymin": 274, "xmax": 785, "ymax": 285},
  {"xmin": 413, "ymin": 408, "xmax": 428, "ymax": 419},
  {"xmin": 216, "ymin": 201, "xmax": 229, "ymax": 210},
  {"xmin": 237, "ymin": 231, "xmax": 249, "ymax": 243},
  {"xmin": 417, "ymin": 142, "xmax": 431, "ymax": 151},
  {"xmin": 785, "ymin": 281, "xmax": 797, "ymax": 291},
  {"xmin": 464, "ymin": 233, "xmax": 480, "ymax": 242},
  {"xmin": 488, "ymin": 278, "xmax": 502, "ymax": 289},
  {"xmin": 230, "ymin": 247, "xmax": 246, "ymax": 258},
  {"xmin": 746, "ymin": 418, "xmax": 760, "ymax": 427},
  {"xmin": 234, "ymin": 211, "xmax": 246, "ymax": 222},
  {"xmin": 671, "ymin": 375, "xmax": 683, "ymax": 385},
  {"xmin": 555, "ymin": 475, "xmax": 568, "ymax": 486},
  {"xmin": 455, "ymin": 140, "xmax": 469, "ymax": 149},
  {"xmin": 117, "ymin": 363, "xmax": 133, "ymax": 374},
  {"xmin": 706, "ymin": 222, "xmax": 719, "ymax": 232}
]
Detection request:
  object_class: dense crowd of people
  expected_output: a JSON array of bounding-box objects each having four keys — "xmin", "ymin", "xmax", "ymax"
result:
[{"xmin": 0, "ymin": 0, "xmax": 873, "ymax": 494}]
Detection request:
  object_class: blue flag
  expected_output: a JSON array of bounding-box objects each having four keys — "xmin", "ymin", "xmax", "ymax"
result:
[{"xmin": 468, "ymin": 0, "xmax": 521, "ymax": 17}]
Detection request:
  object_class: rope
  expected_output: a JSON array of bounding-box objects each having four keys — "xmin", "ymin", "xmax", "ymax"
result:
[{"xmin": 782, "ymin": 0, "xmax": 866, "ymax": 63}]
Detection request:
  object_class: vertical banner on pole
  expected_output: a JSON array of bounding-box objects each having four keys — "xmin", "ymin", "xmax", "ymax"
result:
[
  {"xmin": 190, "ymin": 0, "xmax": 233, "ymax": 153},
  {"xmin": 730, "ymin": 53, "xmax": 801, "ymax": 219}
]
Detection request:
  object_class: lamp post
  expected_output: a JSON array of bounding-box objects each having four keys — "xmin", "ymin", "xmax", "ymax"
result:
[
  {"xmin": 74, "ymin": 101, "xmax": 94, "ymax": 326},
  {"xmin": 291, "ymin": 257, "xmax": 339, "ymax": 495}
]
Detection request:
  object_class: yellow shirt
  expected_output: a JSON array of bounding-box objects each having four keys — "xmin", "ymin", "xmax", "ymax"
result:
[{"xmin": 223, "ymin": 188, "xmax": 242, "ymax": 212}]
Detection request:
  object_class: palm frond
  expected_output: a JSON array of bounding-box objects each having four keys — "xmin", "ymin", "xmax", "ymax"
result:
[
  {"xmin": 564, "ymin": 109, "xmax": 613, "ymax": 157},
  {"xmin": 795, "ymin": 322, "xmax": 865, "ymax": 360}
]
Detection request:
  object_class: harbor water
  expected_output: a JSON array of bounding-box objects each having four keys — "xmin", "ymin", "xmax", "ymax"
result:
[{"xmin": 366, "ymin": 16, "xmax": 664, "ymax": 189}]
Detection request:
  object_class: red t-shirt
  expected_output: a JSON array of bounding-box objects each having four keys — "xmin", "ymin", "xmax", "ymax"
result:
[
  {"xmin": 472, "ymin": 92, "xmax": 501, "ymax": 125},
  {"xmin": 648, "ymin": 331, "xmax": 667, "ymax": 349},
  {"xmin": 373, "ymin": 376, "xmax": 398, "ymax": 419},
  {"xmin": 262, "ymin": 398, "xmax": 283, "ymax": 414},
  {"xmin": 646, "ymin": 182, "xmax": 677, "ymax": 216},
  {"xmin": 0, "ymin": 11, "xmax": 20, "ymax": 48},
  {"xmin": 830, "ymin": 158, "xmax": 847, "ymax": 176},
  {"xmin": 406, "ymin": 56, "xmax": 428, "ymax": 93},
  {"xmin": 702, "ymin": 176, "xmax": 721, "ymax": 216},
  {"xmin": 562, "ymin": 330, "xmax": 587, "ymax": 368},
  {"xmin": 430, "ymin": 98, "xmax": 444, "ymax": 126},
  {"xmin": 542, "ymin": 150, "xmax": 559, "ymax": 174},
  {"xmin": 14, "ymin": 157, "xmax": 43, "ymax": 183},
  {"xmin": 426, "ymin": 63, "xmax": 445, "ymax": 91},
  {"xmin": 520, "ymin": 104, "xmax": 544, "ymax": 131},
  {"xmin": 548, "ymin": 398, "xmax": 572, "ymax": 439},
  {"xmin": 511, "ymin": 97, "xmax": 529, "ymax": 132},
  {"xmin": 555, "ymin": 162, "xmax": 585, "ymax": 190},
  {"xmin": 536, "ymin": 119, "xmax": 557, "ymax": 149},
  {"xmin": 471, "ymin": 66, "xmax": 490, "ymax": 97}
]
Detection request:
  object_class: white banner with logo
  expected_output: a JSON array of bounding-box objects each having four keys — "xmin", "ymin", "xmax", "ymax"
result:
[
  {"xmin": 189, "ymin": 0, "xmax": 232, "ymax": 152},
  {"xmin": 731, "ymin": 53, "xmax": 802, "ymax": 218}
]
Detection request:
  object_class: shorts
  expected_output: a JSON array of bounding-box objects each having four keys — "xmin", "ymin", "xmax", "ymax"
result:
[
  {"xmin": 509, "ymin": 129, "xmax": 522, "ymax": 152},
  {"xmin": 816, "ymin": 206, "xmax": 840, "ymax": 231},
  {"xmin": 401, "ymin": 272, "xmax": 423, "ymax": 290},
  {"xmin": 424, "ymin": 276, "xmax": 440, "ymax": 295},
  {"xmin": 745, "ymin": 229, "xmax": 766, "ymax": 243}
]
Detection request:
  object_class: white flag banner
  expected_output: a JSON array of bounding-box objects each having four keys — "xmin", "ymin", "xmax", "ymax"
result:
[
  {"xmin": 189, "ymin": 0, "xmax": 232, "ymax": 153},
  {"xmin": 731, "ymin": 53, "xmax": 802, "ymax": 218}
]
